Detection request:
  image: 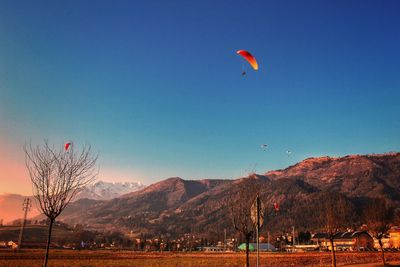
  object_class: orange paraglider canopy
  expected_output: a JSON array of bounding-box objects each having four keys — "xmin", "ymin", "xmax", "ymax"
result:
[{"xmin": 236, "ymin": 50, "xmax": 258, "ymax": 70}]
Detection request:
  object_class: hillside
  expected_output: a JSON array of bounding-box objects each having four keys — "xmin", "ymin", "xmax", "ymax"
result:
[
  {"xmin": 52, "ymin": 153, "xmax": 400, "ymax": 238},
  {"xmin": 266, "ymin": 153, "xmax": 400, "ymax": 202},
  {"xmin": 60, "ymin": 178, "xmax": 232, "ymax": 231}
]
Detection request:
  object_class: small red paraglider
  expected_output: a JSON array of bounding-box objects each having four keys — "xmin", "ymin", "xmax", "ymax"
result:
[
  {"xmin": 273, "ymin": 202, "xmax": 280, "ymax": 212},
  {"xmin": 65, "ymin": 142, "xmax": 72, "ymax": 151}
]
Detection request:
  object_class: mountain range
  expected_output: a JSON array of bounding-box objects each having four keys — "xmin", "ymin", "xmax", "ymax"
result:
[
  {"xmin": 58, "ymin": 153, "xmax": 400, "ymax": 239},
  {"xmin": 75, "ymin": 181, "xmax": 145, "ymax": 200},
  {"xmin": 0, "ymin": 180, "xmax": 145, "ymax": 224}
]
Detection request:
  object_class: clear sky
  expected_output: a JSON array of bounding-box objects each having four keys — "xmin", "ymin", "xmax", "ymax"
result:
[{"xmin": 1, "ymin": 0, "xmax": 400, "ymax": 195}]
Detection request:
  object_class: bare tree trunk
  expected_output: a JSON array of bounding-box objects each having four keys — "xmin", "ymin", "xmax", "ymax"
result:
[
  {"xmin": 330, "ymin": 238, "xmax": 336, "ymax": 267},
  {"xmin": 24, "ymin": 142, "xmax": 97, "ymax": 267},
  {"xmin": 379, "ymin": 239, "xmax": 385, "ymax": 266},
  {"xmin": 245, "ymin": 234, "xmax": 250, "ymax": 267},
  {"xmin": 44, "ymin": 218, "xmax": 54, "ymax": 267}
]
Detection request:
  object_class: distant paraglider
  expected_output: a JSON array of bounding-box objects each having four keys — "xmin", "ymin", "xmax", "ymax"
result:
[
  {"xmin": 273, "ymin": 202, "xmax": 280, "ymax": 212},
  {"xmin": 260, "ymin": 144, "xmax": 268, "ymax": 151},
  {"xmin": 237, "ymin": 50, "xmax": 258, "ymax": 76},
  {"xmin": 286, "ymin": 150, "xmax": 292, "ymax": 157},
  {"xmin": 65, "ymin": 142, "xmax": 72, "ymax": 152}
]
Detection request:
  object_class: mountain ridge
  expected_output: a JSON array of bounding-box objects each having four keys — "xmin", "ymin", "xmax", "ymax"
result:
[{"xmin": 58, "ymin": 152, "xmax": 400, "ymax": 238}]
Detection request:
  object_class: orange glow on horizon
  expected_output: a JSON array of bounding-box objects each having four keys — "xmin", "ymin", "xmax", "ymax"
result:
[
  {"xmin": 0, "ymin": 138, "xmax": 145, "ymax": 195},
  {"xmin": 0, "ymin": 138, "xmax": 31, "ymax": 195}
]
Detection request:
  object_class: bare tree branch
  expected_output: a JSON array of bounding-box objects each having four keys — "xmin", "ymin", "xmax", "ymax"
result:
[
  {"xmin": 363, "ymin": 198, "xmax": 394, "ymax": 266},
  {"xmin": 313, "ymin": 192, "xmax": 353, "ymax": 267},
  {"xmin": 227, "ymin": 176, "xmax": 260, "ymax": 267}
]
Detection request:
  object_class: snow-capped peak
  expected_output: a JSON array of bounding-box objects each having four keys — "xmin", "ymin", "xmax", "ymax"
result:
[{"xmin": 75, "ymin": 180, "xmax": 146, "ymax": 201}]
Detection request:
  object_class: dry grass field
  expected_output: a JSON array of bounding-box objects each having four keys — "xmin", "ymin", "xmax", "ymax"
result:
[{"xmin": 0, "ymin": 249, "xmax": 400, "ymax": 267}]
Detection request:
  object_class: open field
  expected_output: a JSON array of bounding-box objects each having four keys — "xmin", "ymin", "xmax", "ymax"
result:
[{"xmin": 0, "ymin": 250, "xmax": 400, "ymax": 267}]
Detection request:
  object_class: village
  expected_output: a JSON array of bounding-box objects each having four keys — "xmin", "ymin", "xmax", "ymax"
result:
[{"xmin": 1, "ymin": 220, "xmax": 399, "ymax": 254}]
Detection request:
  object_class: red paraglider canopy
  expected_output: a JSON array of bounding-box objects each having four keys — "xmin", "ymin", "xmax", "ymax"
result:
[
  {"xmin": 65, "ymin": 142, "xmax": 72, "ymax": 151},
  {"xmin": 236, "ymin": 50, "xmax": 259, "ymax": 70},
  {"xmin": 273, "ymin": 202, "xmax": 280, "ymax": 212}
]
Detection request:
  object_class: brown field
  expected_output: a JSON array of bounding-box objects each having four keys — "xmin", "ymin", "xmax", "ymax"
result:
[{"xmin": 0, "ymin": 249, "xmax": 400, "ymax": 267}]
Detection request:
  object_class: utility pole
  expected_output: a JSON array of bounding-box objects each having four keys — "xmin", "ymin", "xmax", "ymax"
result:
[
  {"xmin": 292, "ymin": 226, "xmax": 295, "ymax": 248},
  {"xmin": 251, "ymin": 195, "xmax": 264, "ymax": 267},
  {"xmin": 224, "ymin": 228, "xmax": 227, "ymax": 251},
  {"xmin": 18, "ymin": 198, "xmax": 31, "ymax": 250}
]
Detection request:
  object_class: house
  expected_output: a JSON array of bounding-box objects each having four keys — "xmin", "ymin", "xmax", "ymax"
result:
[
  {"xmin": 311, "ymin": 231, "xmax": 374, "ymax": 251},
  {"xmin": 368, "ymin": 226, "xmax": 400, "ymax": 249},
  {"xmin": 201, "ymin": 246, "xmax": 224, "ymax": 252},
  {"xmin": 5, "ymin": 240, "xmax": 55, "ymax": 249},
  {"xmin": 0, "ymin": 241, "xmax": 7, "ymax": 248},
  {"xmin": 238, "ymin": 243, "xmax": 277, "ymax": 252},
  {"xmin": 389, "ymin": 227, "xmax": 400, "ymax": 249},
  {"xmin": 7, "ymin": 241, "xmax": 18, "ymax": 249},
  {"xmin": 373, "ymin": 235, "xmax": 391, "ymax": 249},
  {"xmin": 284, "ymin": 244, "xmax": 319, "ymax": 252}
]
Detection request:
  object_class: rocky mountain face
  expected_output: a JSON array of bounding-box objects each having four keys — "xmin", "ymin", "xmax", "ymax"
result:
[
  {"xmin": 61, "ymin": 178, "xmax": 232, "ymax": 230},
  {"xmin": 266, "ymin": 153, "xmax": 400, "ymax": 202},
  {"xmin": 58, "ymin": 153, "xmax": 400, "ymax": 239}
]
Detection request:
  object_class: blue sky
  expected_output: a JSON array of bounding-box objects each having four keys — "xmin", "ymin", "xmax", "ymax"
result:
[{"xmin": 1, "ymin": 0, "xmax": 400, "ymax": 193}]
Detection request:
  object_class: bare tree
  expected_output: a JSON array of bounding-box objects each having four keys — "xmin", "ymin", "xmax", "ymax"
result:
[
  {"xmin": 24, "ymin": 141, "xmax": 97, "ymax": 267},
  {"xmin": 315, "ymin": 192, "xmax": 353, "ymax": 267},
  {"xmin": 228, "ymin": 176, "xmax": 260, "ymax": 267},
  {"xmin": 363, "ymin": 198, "xmax": 394, "ymax": 266}
]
